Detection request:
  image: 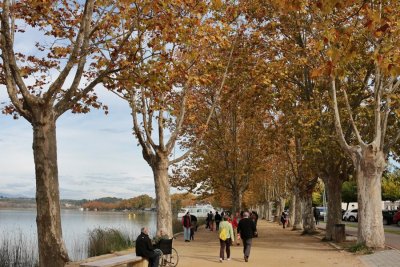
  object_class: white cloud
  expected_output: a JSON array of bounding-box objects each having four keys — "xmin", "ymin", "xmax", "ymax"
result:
[
  {"xmin": 0, "ymin": 20, "xmax": 183, "ymax": 200},
  {"xmin": 0, "ymin": 86, "xmax": 157, "ymax": 200}
]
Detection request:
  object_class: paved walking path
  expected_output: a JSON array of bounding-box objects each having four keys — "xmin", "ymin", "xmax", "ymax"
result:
[
  {"xmin": 316, "ymin": 222, "xmax": 400, "ymax": 267},
  {"xmin": 360, "ymin": 250, "xmax": 400, "ymax": 267},
  {"xmin": 170, "ymin": 220, "xmax": 364, "ymax": 267},
  {"xmin": 71, "ymin": 219, "xmax": 400, "ymax": 266}
]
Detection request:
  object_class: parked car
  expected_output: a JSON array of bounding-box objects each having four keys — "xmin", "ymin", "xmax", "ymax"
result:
[
  {"xmin": 393, "ymin": 211, "xmax": 400, "ymax": 226},
  {"xmin": 343, "ymin": 209, "xmax": 358, "ymax": 222},
  {"xmin": 382, "ymin": 210, "xmax": 397, "ymax": 225},
  {"xmin": 316, "ymin": 207, "xmax": 327, "ymax": 219}
]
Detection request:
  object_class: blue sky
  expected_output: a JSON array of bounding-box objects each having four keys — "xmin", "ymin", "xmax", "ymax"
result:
[
  {"xmin": 0, "ymin": 87, "xmax": 158, "ymax": 200},
  {"xmin": 0, "ymin": 15, "xmax": 186, "ymax": 200}
]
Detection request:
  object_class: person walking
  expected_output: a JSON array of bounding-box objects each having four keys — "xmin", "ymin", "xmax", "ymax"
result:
[
  {"xmin": 237, "ymin": 211, "xmax": 257, "ymax": 262},
  {"xmin": 232, "ymin": 212, "xmax": 241, "ymax": 245},
  {"xmin": 313, "ymin": 207, "xmax": 320, "ymax": 225},
  {"xmin": 210, "ymin": 211, "xmax": 215, "ymax": 231},
  {"xmin": 215, "ymin": 211, "xmax": 222, "ymax": 231},
  {"xmin": 182, "ymin": 211, "xmax": 191, "ymax": 242},
  {"xmin": 251, "ymin": 211, "xmax": 259, "ymax": 227},
  {"xmin": 136, "ymin": 227, "xmax": 161, "ymax": 267},
  {"xmin": 206, "ymin": 211, "xmax": 210, "ymax": 229},
  {"xmin": 218, "ymin": 215, "xmax": 235, "ymax": 262},
  {"xmin": 280, "ymin": 212, "xmax": 287, "ymax": 228},
  {"xmin": 190, "ymin": 214, "xmax": 198, "ymax": 240}
]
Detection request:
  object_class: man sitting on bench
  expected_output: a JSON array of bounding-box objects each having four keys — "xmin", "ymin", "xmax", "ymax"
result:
[{"xmin": 136, "ymin": 227, "xmax": 161, "ymax": 267}]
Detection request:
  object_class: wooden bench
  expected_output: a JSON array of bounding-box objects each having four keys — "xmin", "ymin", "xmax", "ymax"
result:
[{"xmin": 80, "ymin": 254, "xmax": 148, "ymax": 267}]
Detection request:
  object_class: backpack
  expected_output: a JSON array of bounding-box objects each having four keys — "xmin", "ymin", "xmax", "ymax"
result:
[{"xmin": 219, "ymin": 228, "xmax": 227, "ymax": 241}]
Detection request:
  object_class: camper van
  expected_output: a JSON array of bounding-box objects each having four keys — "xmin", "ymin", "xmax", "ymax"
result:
[{"xmin": 177, "ymin": 204, "xmax": 216, "ymax": 218}]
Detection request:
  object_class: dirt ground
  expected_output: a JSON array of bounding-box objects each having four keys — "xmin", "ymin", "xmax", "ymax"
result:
[
  {"xmin": 67, "ymin": 220, "xmax": 365, "ymax": 267},
  {"xmin": 171, "ymin": 220, "xmax": 365, "ymax": 267},
  {"xmin": 69, "ymin": 219, "xmax": 366, "ymax": 267}
]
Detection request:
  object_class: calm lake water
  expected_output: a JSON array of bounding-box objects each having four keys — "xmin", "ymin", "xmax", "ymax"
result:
[{"xmin": 0, "ymin": 208, "xmax": 157, "ymax": 261}]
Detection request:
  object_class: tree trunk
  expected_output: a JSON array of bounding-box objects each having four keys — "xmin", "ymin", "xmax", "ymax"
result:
[
  {"xmin": 325, "ymin": 175, "xmax": 343, "ymax": 241},
  {"xmin": 292, "ymin": 189, "xmax": 303, "ymax": 230},
  {"xmin": 301, "ymin": 194, "xmax": 315, "ymax": 234},
  {"xmin": 354, "ymin": 146, "xmax": 385, "ymax": 248},
  {"xmin": 261, "ymin": 201, "xmax": 270, "ymax": 221},
  {"xmin": 279, "ymin": 197, "xmax": 285, "ymax": 225},
  {"xmin": 279, "ymin": 197, "xmax": 286, "ymax": 213},
  {"xmin": 267, "ymin": 201, "xmax": 272, "ymax": 221},
  {"xmin": 151, "ymin": 153, "xmax": 173, "ymax": 237},
  {"xmin": 232, "ymin": 189, "xmax": 242, "ymax": 213},
  {"xmin": 32, "ymin": 113, "xmax": 69, "ymax": 267},
  {"xmin": 288, "ymin": 195, "xmax": 295, "ymax": 227},
  {"xmin": 275, "ymin": 200, "xmax": 282, "ymax": 223}
]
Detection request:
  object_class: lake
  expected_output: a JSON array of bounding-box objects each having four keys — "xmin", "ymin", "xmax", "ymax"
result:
[{"xmin": 0, "ymin": 208, "xmax": 157, "ymax": 261}]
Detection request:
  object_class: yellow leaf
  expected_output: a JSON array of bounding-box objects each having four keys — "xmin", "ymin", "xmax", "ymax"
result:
[{"xmin": 212, "ymin": 0, "xmax": 223, "ymax": 9}]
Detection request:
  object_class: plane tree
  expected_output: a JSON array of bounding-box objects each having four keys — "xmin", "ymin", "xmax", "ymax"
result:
[
  {"xmin": 0, "ymin": 1, "xmax": 139, "ymax": 265},
  {"xmin": 243, "ymin": 0, "xmax": 358, "ymax": 237},
  {"xmin": 171, "ymin": 30, "xmax": 274, "ymax": 214},
  {"xmin": 317, "ymin": 0, "xmax": 400, "ymax": 247},
  {"xmin": 104, "ymin": 0, "xmax": 235, "ymax": 237}
]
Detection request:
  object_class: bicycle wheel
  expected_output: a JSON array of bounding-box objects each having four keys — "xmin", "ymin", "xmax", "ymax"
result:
[{"xmin": 166, "ymin": 248, "xmax": 179, "ymax": 267}]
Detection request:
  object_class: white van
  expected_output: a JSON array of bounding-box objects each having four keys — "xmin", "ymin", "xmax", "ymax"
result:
[{"xmin": 177, "ymin": 204, "xmax": 216, "ymax": 218}]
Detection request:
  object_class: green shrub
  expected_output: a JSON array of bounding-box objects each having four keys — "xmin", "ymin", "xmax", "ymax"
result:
[
  {"xmin": 347, "ymin": 243, "xmax": 373, "ymax": 254},
  {"xmin": 87, "ymin": 228, "xmax": 132, "ymax": 257}
]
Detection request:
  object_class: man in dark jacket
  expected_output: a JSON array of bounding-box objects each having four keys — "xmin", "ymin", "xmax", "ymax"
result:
[
  {"xmin": 215, "ymin": 211, "xmax": 222, "ymax": 230},
  {"xmin": 136, "ymin": 227, "xmax": 160, "ymax": 267},
  {"xmin": 237, "ymin": 211, "xmax": 257, "ymax": 262}
]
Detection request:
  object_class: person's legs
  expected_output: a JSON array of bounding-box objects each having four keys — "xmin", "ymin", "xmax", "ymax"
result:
[
  {"xmin": 187, "ymin": 227, "xmax": 191, "ymax": 240},
  {"xmin": 226, "ymin": 238, "xmax": 231, "ymax": 259},
  {"xmin": 150, "ymin": 255, "xmax": 160, "ymax": 267},
  {"xmin": 149, "ymin": 250, "xmax": 161, "ymax": 267},
  {"xmin": 244, "ymin": 238, "xmax": 252, "ymax": 261},
  {"xmin": 242, "ymin": 238, "xmax": 247, "ymax": 257},
  {"xmin": 190, "ymin": 227, "xmax": 194, "ymax": 240},
  {"xmin": 233, "ymin": 228, "xmax": 238, "ymax": 245},
  {"xmin": 184, "ymin": 227, "xmax": 190, "ymax": 241},
  {"xmin": 219, "ymin": 239, "xmax": 226, "ymax": 261}
]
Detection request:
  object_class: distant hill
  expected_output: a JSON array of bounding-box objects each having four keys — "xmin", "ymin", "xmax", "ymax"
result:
[
  {"xmin": 0, "ymin": 192, "xmax": 30, "ymax": 199},
  {"xmin": 0, "ymin": 196, "xmax": 125, "ymax": 209},
  {"xmin": 95, "ymin": 197, "xmax": 123, "ymax": 203},
  {"xmin": 0, "ymin": 196, "xmax": 36, "ymax": 208}
]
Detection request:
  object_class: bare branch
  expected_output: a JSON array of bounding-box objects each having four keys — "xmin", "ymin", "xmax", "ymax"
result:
[
  {"xmin": 384, "ymin": 128, "xmax": 400, "ymax": 154},
  {"xmin": 44, "ymin": 0, "xmax": 95, "ymax": 104},
  {"xmin": 139, "ymin": 87, "xmax": 157, "ymax": 149},
  {"xmin": 165, "ymin": 87, "xmax": 188, "ymax": 152},
  {"xmin": 1, "ymin": 0, "xmax": 38, "ymax": 107},
  {"xmin": 342, "ymin": 88, "xmax": 364, "ymax": 145},
  {"xmin": 374, "ymin": 67, "xmax": 382, "ymax": 146},
  {"xmin": 158, "ymin": 107, "xmax": 165, "ymax": 150},
  {"xmin": 330, "ymin": 78, "xmax": 352, "ymax": 153},
  {"xmin": 130, "ymin": 93, "xmax": 153, "ymax": 157},
  {"xmin": 380, "ymin": 77, "xmax": 394, "ymax": 150},
  {"xmin": 392, "ymin": 79, "xmax": 400, "ymax": 93}
]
